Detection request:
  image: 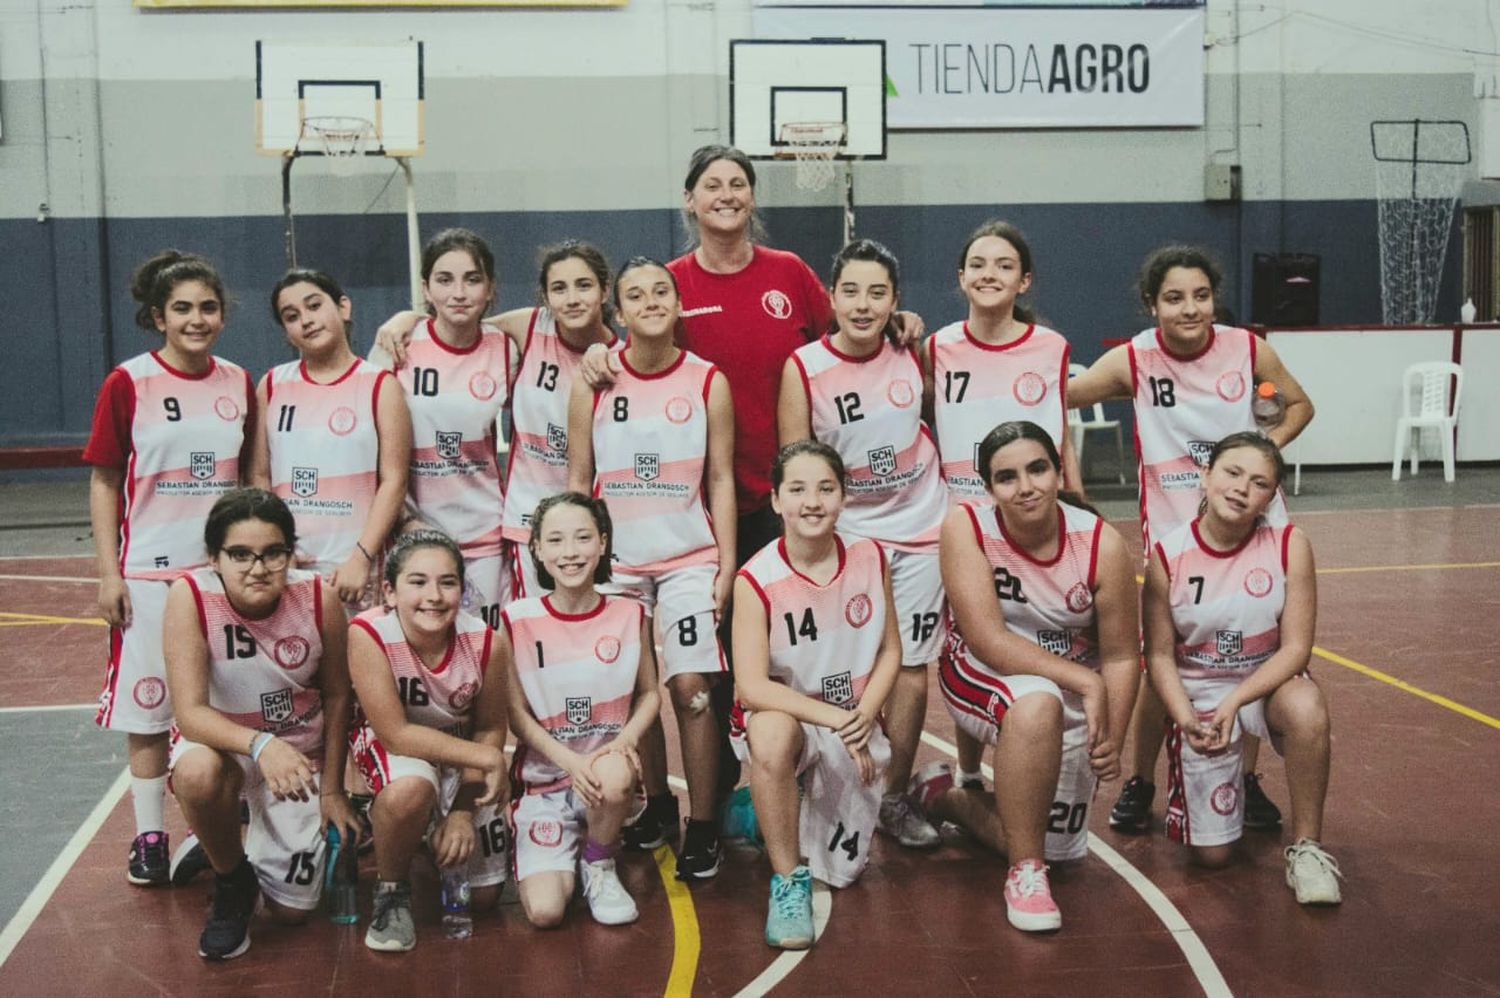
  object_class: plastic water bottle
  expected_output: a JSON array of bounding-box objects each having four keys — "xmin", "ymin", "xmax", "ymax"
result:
[
  {"xmin": 1461, "ymin": 297, "xmax": 1477, "ymax": 324},
  {"xmin": 325, "ymin": 825, "xmax": 359, "ymax": 925},
  {"xmin": 1252, "ymin": 381, "xmax": 1285, "ymax": 430},
  {"xmin": 441, "ymin": 866, "xmax": 473, "ymax": 939}
]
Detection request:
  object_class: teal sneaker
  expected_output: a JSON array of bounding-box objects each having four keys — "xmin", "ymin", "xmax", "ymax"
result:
[
  {"xmin": 720, "ymin": 786, "xmax": 761, "ymax": 846},
  {"xmin": 764, "ymin": 865, "xmax": 814, "ymax": 950}
]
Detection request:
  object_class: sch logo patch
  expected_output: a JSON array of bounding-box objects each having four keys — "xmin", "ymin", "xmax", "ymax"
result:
[
  {"xmin": 566, "ymin": 697, "xmax": 592, "ymax": 725},
  {"xmin": 260, "ymin": 688, "xmax": 293, "ymax": 724},
  {"xmin": 868, "ymin": 445, "xmax": 897, "ymax": 478},
  {"xmin": 291, "ymin": 467, "xmax": 318, "ymax": 498},
  {"xmin": 634, "ymin": 453, "xmax": 659, "ymax": 482},
  {"xmin": 436, "ymin": 431, "xmax": 463, "ymax": 460},
  {"xmin": 1216, "ymin": 630, "xmax": 1243, "ymax": 656},
  {"xmin": 821, "ymin": 671, "xmax": 854, "ymax": 706},
  {"xmin": 1186, "ymin": 440, "xmax": 1215, "ymax": 468},
  {"xmin": 547, "ymin": 422, "xmax": 568, "ymax": 452},
  {"xmin": 1038, "ymin": 629, "xmax": 1072, "ymax": 656},
  {"xmin": 190, "ymin": 452, "xmax": 216, "ymax": 480}
]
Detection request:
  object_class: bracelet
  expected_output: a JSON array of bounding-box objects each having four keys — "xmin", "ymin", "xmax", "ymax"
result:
[
  {"xmin": 355, "ymin": 541, "xmax": 374, "ymax": 563},
  {"xmin": 249, "ymin": 732, "xmax": 273, "ymax": 762}
]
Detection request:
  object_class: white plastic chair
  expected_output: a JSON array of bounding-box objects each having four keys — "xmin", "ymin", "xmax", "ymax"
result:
[
  {"xmin": 1391, "ymin": 361, "xmax": 1463, "ymax": 483},
  {"xmin": 1067, "ymin": 363, "xmax": 1126, "ymax": 485}
]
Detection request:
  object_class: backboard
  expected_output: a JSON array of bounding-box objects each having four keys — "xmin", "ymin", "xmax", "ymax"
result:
[
  {"xmin": 729, "ymin": 39, "xmax": 886, "ymax": 160},
  {"xmin": 255, "ymin": 41, "xmax": 424, "ymax": 157}
]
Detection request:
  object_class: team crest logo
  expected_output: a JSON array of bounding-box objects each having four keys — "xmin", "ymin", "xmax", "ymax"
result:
[
  {"xmin": 214, "ymin": 396, "xmax": 241, "ymax": 421},
  {"xmin": 761, "ymin": 289, "xmax": 793, "ymax": 320},
  {"xmin": 566, "ymin": 697, "xmax": 592, "ymax": 725},
  {"xmin": 868, "ymin": 445, "xmax": 897, "ymax": 478},
  {"xmin": 1216, "ymin": 371, "xmax": 1246, "ymax": 402},
  {"xmin": 845, "ymin": 593, "xmax": 873, "ymax": 628},
  {"xmin": 1210, "ymin": 781, "xmax": 1239, "ymax": 815},
  {"xmin": 595, "ymin": 636, "xmax": 621, "ymax": 664},
  {"xmin": 132, "ymin": 677, "xmax": 166, "ymax": 710},
  {"xmin": 530, "ymin": 820, "xmax": 563, "ymax": 847},
  {"xmin": 190, "ymin": 452, "xmax": 216, "ymax": 480},
  {"xmin": 547, "ymin": 422, "xmax": 568, "ymax": 452},
  {"xmin": 1216, "ymin": 630, "xmax": 1243, "ymax": 657},
  {"xmin": 665, "ymin": 396, "xmax": 693, "ymax": 424},
  {"xmin": 436, "ymin": 431, "xmax": 463, "ymax": 460},
  {"xmin": 635, "ymin": 453, "xmax": 659, "ymax": 482},
  {"xmin": 821, "ymin": 671, "xmax": 854, "ymax": 706},
  {"xmin": 274, "ymin": 636, "xmax": 311, "ymax": 669},
  {"xmin": 260, "ymin": 688, "xmax": 293, "ymax": 724},
  {"xmin": 1186, "ymin": 440, "xmax": 1215, "ymax": 468},
  {"xmin": 887, "ymin": 379, "xmax": 916, "ymax": 408},
  {"xmin": 1244, "ymin": 567, "xmax": 1273, "ymax": 597},
  {"xmin": 328, "ymin": 406, "xmax": 357, "ymax": 436},
  {"xmin": 1065, "ymin": 582, "xmax": 1093, "ymax": 613},
  {"xmin": 1038, "ymin": 629, "xmax": 1072, "ymax": 656},
  {"xmin": 449, "ymin": 681, "xmax": 478, "ymax": 711},
  {"xmin": 291, "ymin": 466, "xmax": 319, "ymax": 498},
  {"xmin": 469, "ymin": 371, "xmax": 498, "ymax": 401},
  {"xmin": 1012, "ymin": 372, "xmax": 1047, "ymax": 406}
]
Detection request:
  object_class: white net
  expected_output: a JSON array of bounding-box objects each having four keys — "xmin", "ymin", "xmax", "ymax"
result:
[
  {"xmin": 778, "ymin": 122, "xmax": 846, "ymax": 192},
  {"xmin": 300, "ymin": 115, "xmax": 377, "ymax": 177},
  {"xmin": 1371, "ymin": 120, "xmax": 1471, "ymax": 325}
]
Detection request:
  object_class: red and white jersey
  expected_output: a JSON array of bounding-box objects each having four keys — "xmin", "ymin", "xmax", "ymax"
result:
[
  {"xmin": 1154, "ymin": 519, "xmax": 1289, "ymax": 682},
  {"xmin": 399, "ymin": 319, "xmax": 509, "ymax": 560},
  {"xmin": 737, "ymin": 534, "xmax": 887, "ymax": 707},
  {"xmin": 1129, "ymin": 325, "xmax": 1287, "ymax": 546},
  {"xmin": 351, "ymin": 605, "xmax": 493, "ymax": 736},
  {"xmin": 590, "ymin": 350, "xmax": 719, "ymax": 574},
  {"xmin": 929, "ymin": 321, "xmax": 1070, "ymax": 502},
  {"xmin": 943, "ymin": 500, "xmax": 1102, "ymax": 706},
  {"xmin": 265, "ymin": 358, "xmax": 389, "ymax": 570},
  {"xmin": 504, "ymin": 309, "xmax": 596, "ymax": 542},
  {"xmin": 183, "ymin": 567, "xmax": 325, "ymax": 757},
  {"xmin": 503, "ymin": 595, "xmax": 644, "ymax": 793},
  {"xmin": 791, "ymin": 337, "xmax": 947, "ymax": 552},
  {"xmin": 83, "ymin": 352, "xmax": 252, "ymax": 580}
]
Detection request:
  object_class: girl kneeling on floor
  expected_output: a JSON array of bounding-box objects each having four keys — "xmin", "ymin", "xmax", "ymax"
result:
[
  {"xmin": 347, "ymin": 530, "xmax": 510, "ymax": 952},
  {"xmin": 730, "ymin": 440, "xmax": 903, "ymax": 950},
  {"xmin": 502, "ymin": 492, "xmax": 662, "ymax": 928}
]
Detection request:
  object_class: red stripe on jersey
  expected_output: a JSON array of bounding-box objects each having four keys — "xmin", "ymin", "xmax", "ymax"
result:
[
  {"xmin": 1085, "ymin": 517, "xmax": 1102, "ymax": 590},
  {"xmin": 1280, "ymin": 524, "xmax": 1293, "ymax": 572},
  {"xmin": 738, "ymin": 569, "xmax": 772, "ymax": 616}
]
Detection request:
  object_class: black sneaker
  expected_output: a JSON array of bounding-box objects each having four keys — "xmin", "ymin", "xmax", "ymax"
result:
[
  {"xmin": 170, "ymin": 832, "xmax": 211, "ymax": 887},
  {"xmin": 199, "ymin": 858, "xmax": 260, "ymax": 960},
  {"xmin": 128, "ymin": 831, "xmax": 170, "ymax": 886},
  {"xmin": 1243, "ymin": 773, "xmax": 1283, "ymax": 830},
  {"xmin": 1108, "ymin": 776, "xmax": 1155, "ymax": 833},
  {"xmin": 623, "ymin": 794, "xmax": 680, "ymax": 851},
  {"xmin": 675, "ymin": 819, "xmax": 722, "ymax": 880}
]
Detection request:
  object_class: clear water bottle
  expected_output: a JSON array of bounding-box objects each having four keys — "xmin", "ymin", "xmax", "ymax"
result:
[
  {"xmin": 325, "ymin": 824, "xmax": 359, "ymax": 925},
  {"xmin": 441, "ymin": 866, "xmax": 473, "ymax": 939},
  {"xmin": 1252, "ymin": 381, "xmax": 1285, "ymax": 430}
]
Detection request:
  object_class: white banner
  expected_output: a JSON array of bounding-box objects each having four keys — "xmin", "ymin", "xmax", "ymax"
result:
[
  {"xmin": 761, "ymin": 0, "xmax": 1202, "ymax": 6},
  {"xmin": 751, "ymin": 7, "xmax": 1205, "ymax": 129}
]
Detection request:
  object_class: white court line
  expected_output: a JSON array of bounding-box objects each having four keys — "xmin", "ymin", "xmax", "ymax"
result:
[
  {"xmin": 0, "ymin": 703, "xmax": 96, "ymax": 714},
  {"xmin": 0, "ymin": 766, "xmax": 130, "ymax": 968},
  {"xmin": 0, "ymin": 554, "xmax": 92, "ymax": 562},
  {"xmin": 919, "ymin": 731, "xmax": 1231, "ymax": 998},
  {"xmin": 0, "ymin": 574, "xmax": 97, "ymax": 584}
]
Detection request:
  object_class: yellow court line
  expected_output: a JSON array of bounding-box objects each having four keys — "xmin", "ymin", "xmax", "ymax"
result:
[
  {"xmin": 0, "ymin": 612, "xmax": 107, "ymax": 627},
  {"xmin": 1316, "ymin": 561, "xmax": 1500, "ymax": 575},
  {"xmin": 1313, "ymin": 645, "xmax": 1500, "ymax": 731},
  {"xmin": 653, "ymin": 843, "xmax": 701, "ymax": 997}
]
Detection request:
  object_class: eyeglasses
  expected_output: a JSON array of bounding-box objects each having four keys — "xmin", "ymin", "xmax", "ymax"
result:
[{"xmin": 222, "ymin": 545, "xmax": 293, "ymax": 571}]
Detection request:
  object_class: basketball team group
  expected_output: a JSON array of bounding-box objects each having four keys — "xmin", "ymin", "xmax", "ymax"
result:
[{"xmin": 84, "ymin": 143, "xmax": 1342, "ymax": 962}]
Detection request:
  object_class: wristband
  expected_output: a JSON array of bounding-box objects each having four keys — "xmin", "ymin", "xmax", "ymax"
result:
[{"xmin": 249, "ymin": 732, "xmax": 273, "ymax": 762}]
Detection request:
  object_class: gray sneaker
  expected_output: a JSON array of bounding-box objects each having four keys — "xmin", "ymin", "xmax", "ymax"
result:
[
  {"xmin": 365, "ymin": 881, "xmax": 417, "ymax": 952},
  {"xmin": 878, "ymin": 793, "xmax": 941, "ymax": 849}
]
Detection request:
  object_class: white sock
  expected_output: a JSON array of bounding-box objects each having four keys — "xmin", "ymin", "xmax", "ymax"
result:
[
  {"xmin": 957, "ymin": 769, "xmax": 984, "ymax": 786},
  {"xmin": 131, "ymin": 775, "xmax": 167, "ymax": 834}
]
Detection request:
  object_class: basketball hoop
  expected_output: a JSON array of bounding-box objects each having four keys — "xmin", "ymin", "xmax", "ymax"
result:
[
  {"xmin": 300, "ymin": 115, "xmax": 377, "ymax": 176},
  {"xmin": 777, "ymin": 122, "xmax": 846, "ymax": 192}
]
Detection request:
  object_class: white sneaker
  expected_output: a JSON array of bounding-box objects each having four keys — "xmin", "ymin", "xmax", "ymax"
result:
[
  {"xmin": 878, "ymin": 793, "xmax": 941, "ymax": 849},
  {"xmin": 580, "ymin": 858, "xmax": 639, "ymax": 925},
  {"xmin": 1284, "ymin": 839, "xmax": 1343, "ymax": 905}
]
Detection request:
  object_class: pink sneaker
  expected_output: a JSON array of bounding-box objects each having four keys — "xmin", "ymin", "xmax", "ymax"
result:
[{"xmin": 1003, "ymin": 859, "xmax": 1062, "ymax": 932}]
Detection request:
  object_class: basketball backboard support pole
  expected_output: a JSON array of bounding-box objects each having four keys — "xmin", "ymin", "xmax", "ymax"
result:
[
  {"xmin": 257, "ymin": 41, "xmax": 426, "ymax": 309},
  {"xmin": 730, "ymin": 39, "xmax": 886, "ymax": 245}
]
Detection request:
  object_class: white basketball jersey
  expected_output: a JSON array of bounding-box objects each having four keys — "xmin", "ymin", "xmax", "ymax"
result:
[
  {"xmin": 737, "ymin": 534, "xmax": 887, "ymax": 706},
  {"xmin": 184, "ymin": 567, "xmax": 325, "ymax": 757},
  {"xmin": 351, "ymin": 605, "xmax": 492, "ymax": 735},
  {"xmin": 503, "ymin": 595, "xmax": 644, "ymax": 793},
  {"xmin": 791, "ymin": 337, "xmax": 947, "ymax": 552},
  {"xmin": 504, "ymin": 309, "xmax": 594, "ymax": 542},
  {"xmin": 929, "ymin": 321, "xmax": 1070, "ymax": 502},
  {"xmin": 944, "ymin": 500, "xmax": 1103, "ymax": 712},
  {"xmin": 1130, "ymin": 325, "xmax": 1287, "ymax": 546},
  {"xmin": 1154, "ymin": 519, "xmax": 1288, "ymax": 683},
  {"xmin": 399, "ymin": 319, "xmax": 510, "ymax": 560},
  {"xmin": 265, "ymin": 359, "xmax": 388, "ymax": 571},
  {"xmin": 98, "ymin": 353, "xmax": 252, "ymax": 580},
  {"xmin": 590, "ymin": 350, "xmax": 718, "ymax": 574}
]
